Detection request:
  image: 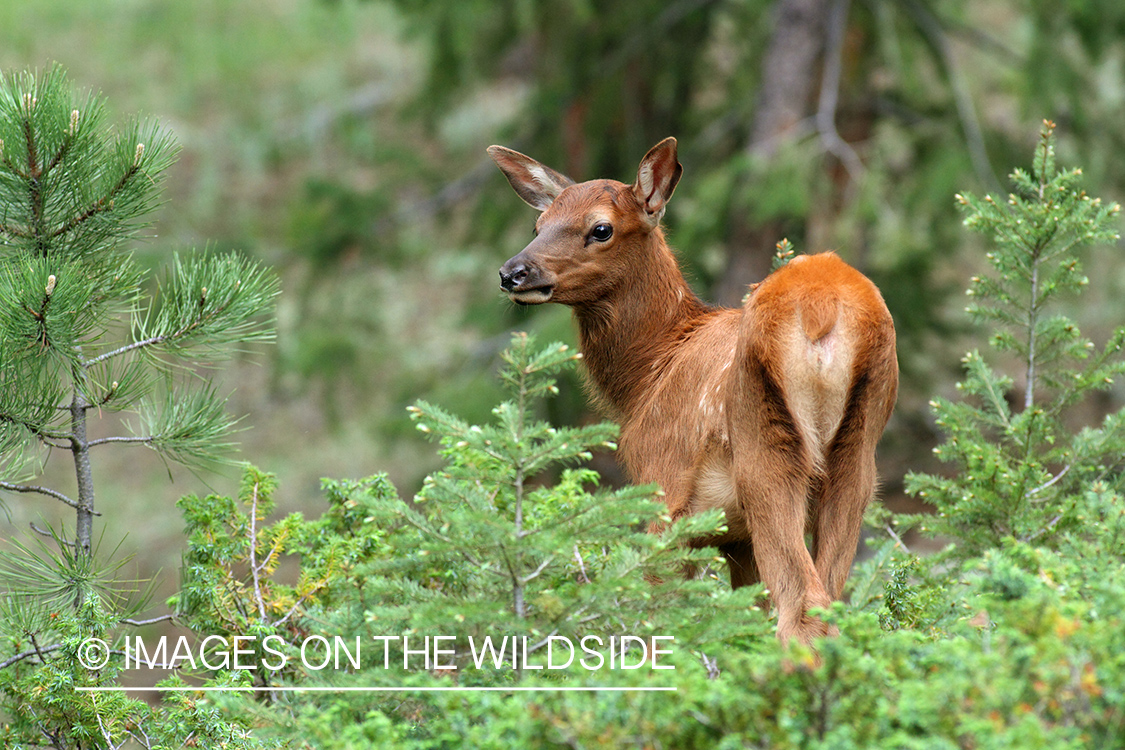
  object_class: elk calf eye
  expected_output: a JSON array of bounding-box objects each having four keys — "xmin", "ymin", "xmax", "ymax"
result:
[{"xmin": 589, "ymin": 224, "xmax": 613, "ymax": 243}]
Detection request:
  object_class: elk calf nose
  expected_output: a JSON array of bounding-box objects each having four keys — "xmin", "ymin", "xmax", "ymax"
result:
[{"xmin": 499, "ymin": 262, "xmax": 528, "ymax": 292}]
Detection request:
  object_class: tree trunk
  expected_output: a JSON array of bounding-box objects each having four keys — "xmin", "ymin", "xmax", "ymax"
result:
[{"xmin": 715, "ymin": 0, "xmax": 831, "ymax": 306}]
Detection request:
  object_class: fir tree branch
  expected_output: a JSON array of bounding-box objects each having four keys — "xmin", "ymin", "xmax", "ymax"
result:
[
  {"xmin": 1025, "ymin": 464, "xmax": 1071, "ymax": 502},
  {"xmin": 496, "ymin": 539, "xmax": 525, "ymax": 618},
  {"xmin": 392, "ymin": 508, "xmax": 492, "ymax": 571},
  {"xmin": 1022, "ymin": 513, "xmax": 1064, "ymax": 543},
  {"xmin": 274, "ymin": 591, "xmax": 319, "ymax": 629},
  {"xmin": 884, "ymin": 524, "xmax": 912, "ymax": 554},
  {"xmin": 519, "ymin": 555, "xmax": 555, "ymax": 585},
  {"xmin": 518, "ymin": 503, "xmax": 601, "ymax": 541},
  {"xmin": 573, "ymin": 546, "xmax": 589, "ymax": 584},
  {"xmin": 254, "ymin": 534, "xmax": 287, "ymax": 578}
]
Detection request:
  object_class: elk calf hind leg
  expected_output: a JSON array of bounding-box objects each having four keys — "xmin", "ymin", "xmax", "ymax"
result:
[
  {"xmin": 734, "ymin": 461, "xmax": 832, "ymax": 644},
  {"xmin": 727, "ymin": 367, "xmax": 833, "ymax": 644},
  {"xmin": 812, "ymin": 361, "xmax": 896, "ymax": 599}
]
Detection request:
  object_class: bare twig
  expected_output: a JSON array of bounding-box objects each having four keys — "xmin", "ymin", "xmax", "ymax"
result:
[
  {"xmin": 884, "ymin": 524, "xmax": 912, "ymax": 555},
  {"xmin": 700, "ymin": 651, "xmax": 721, "ymax": 680},
  {"xmin": 816, "ymin": 0, "xmax": 865, "ymax": 186},
  {"xmin": 94, "ymin": 701, "xmax": 119, "ymax": 750},
  {"xmin": 0, "ymin": 643, "xmax": 63, "ymax": 670},
  {"xmin": 573, "ymin": 545, "xmax": 589, "ymax": 583},
  {"xmin": 274, "ymin": 591, "xmax": 318, "ymax": 629},
  {"xmin": 902, "ymin": 0, "xmax": 1002, "ymax": 194},
  {"xmin": 30, "ymin": 522, "xmax": 79, "ymax": 545},
  {"xmin": 120, "ymin": 614, "xmax": 175, "ymax": 627},
  {"xmin": 247, "ymin": 477, "xmax": 268, "ymax": 622},
  {"xmin": 0, "ymin": 480, "xmax": 88, "ymax": 512}
]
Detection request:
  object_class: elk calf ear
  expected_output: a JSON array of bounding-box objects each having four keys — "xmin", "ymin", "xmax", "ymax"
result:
[
  {"xmin": 633, "ymin": 137, "xmax": 682, "ymax": 226},
  {"xmin": 487, "ymin": 146, "xmax": 575, "ymax": 212}
]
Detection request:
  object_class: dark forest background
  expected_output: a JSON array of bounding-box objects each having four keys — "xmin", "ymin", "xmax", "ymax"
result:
[{"xmin": 4, "ymin": 0, "xmax": 1124, "ymax": 576}]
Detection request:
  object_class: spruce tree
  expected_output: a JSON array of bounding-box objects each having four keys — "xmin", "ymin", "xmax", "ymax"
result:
[
  {"xmin": 902, "ymin": 121, "xmax": 1124, "ymax": 557},
  {"xmin": 362, "ymin": 332, "xmax": 747, "ymax": 674}
]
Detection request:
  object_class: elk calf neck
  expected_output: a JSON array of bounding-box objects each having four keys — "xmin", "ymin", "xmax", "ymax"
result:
[{"xmin": 489, "ymin": 137, "xmax": 898, "ymax": 646}]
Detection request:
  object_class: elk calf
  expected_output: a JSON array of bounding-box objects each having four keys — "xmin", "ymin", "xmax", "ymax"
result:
[{"xmin": 489, "ymin": 138, "xmax": 898, "ymax": 645}]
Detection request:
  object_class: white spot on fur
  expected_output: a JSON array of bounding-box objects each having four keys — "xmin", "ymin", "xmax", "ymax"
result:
[
  {"xmin": 781, "ymin": 321, "xmax": 853, "ymax": 469},
  {"xmin": 692, "ymin": 451, "xmax": 738, "ymax": 514}
]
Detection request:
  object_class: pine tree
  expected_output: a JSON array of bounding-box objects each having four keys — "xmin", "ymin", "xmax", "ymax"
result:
[
  {"xmin": 0, "ymin": 66, "xmax": 276, "ymax": 750},
  {"xmin": 902, "ymin": 121, "xmax": 1124, "ymax": 557},
  {"xmin": 0, "ymin": 67, "xmax": 278, "ymax": 558}
]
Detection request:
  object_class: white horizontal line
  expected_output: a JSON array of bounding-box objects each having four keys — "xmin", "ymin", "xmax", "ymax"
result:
[{"xmin": 77, "ymin": 686, "xmax": 676, "ymax": 693}]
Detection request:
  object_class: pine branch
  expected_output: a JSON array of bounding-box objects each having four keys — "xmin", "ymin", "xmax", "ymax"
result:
[
  {"xmin": 0, "ymin": 409, "xmax": 71, "ymax": 445},
  {"xmin": 87, "ymin": 435, "xmax": 154, "ymax": 448},
  {"xmin": 85, "ymin": 334, "xmax": 172, "ymax": 366},
  {"xmin": 0, "ymin": 221, "xmax": 32, "ymax": 238},
  {"xmin": 49, "ymin": 161, "xmax": 141, "ymax": 240},
  {"xmin": 0, "ymin": 481, "xmax": 90, "ymax": 513},
  {"xmin": 85, "ymin": 281, "xmax": 240, "ymax": 366}
]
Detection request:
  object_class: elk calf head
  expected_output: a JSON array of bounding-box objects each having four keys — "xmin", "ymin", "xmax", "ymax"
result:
[{"xmin": 491, "ymin": 138, "xmax": 682, "ymax": 307}]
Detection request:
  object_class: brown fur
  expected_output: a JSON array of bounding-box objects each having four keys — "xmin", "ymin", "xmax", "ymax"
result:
[{"xmin": 490, "ymin": 138, "xmax": 898, "ymax": 645}]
